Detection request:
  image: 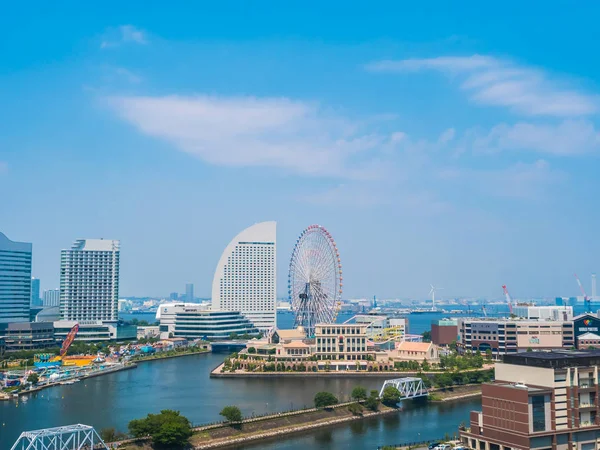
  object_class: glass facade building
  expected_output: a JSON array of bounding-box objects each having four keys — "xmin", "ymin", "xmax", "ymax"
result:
[{"xmin": 0, "ymin": 232, "xmax": 32, "ymax": 324}]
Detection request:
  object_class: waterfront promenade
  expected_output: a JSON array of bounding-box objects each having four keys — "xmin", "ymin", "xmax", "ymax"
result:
[{"xmin": 0, "ymin": 352, "xmax": 479, "ymax": 449}]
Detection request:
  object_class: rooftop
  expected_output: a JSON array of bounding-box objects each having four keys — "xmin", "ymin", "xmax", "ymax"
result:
[
  {"xmin": 396, "ymin": 341, "xmax": 432, "ymax": 352},
  {"xmin": 503, "ymin": 349, "xmax": 600, "ymax": 368}
]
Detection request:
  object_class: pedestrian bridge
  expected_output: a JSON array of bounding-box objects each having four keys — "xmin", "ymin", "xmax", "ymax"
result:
[
  {"xmin": 379, "ymin": 377, "xmax": 428, "ymax": 399},
  {"xmin": 10, "ymin": 424, "xmax": 108, "ymax": 450}
]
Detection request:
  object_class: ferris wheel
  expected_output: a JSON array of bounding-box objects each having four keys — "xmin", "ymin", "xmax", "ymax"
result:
[{"xmin": 288, "ymin": 224, "xmax": 343, "ymax": 337}]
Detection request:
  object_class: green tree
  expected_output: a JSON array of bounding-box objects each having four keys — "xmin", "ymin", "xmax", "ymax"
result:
[
  {"xmin": 381, "ymin": 386, "xmax": 401, "ymax": 407},
  {"xmin": 449, "ymin": 340, "xmax": 458, "ymax": 351},
  {"xmin": 421, "ymin": 330, "xmax": 432, "ymax": 342},
  {"xmin": 351, "ymin": 386, "xmax": 368, "ymax": 401},
  {"xmin": 364, "ymin": 390, "xmax": 380, "ymax": 411},
  {"xmin": 128, "ymin": 410, "xmax": 191, "ymax": 448},
  {"xmin": 421, "ymin": 359, "xmax": 430, "ymax": 371},
  {"xmin": 247, "ymin": 347, "xmax": 256, "ymax": 354},
  {"xmin": 348, "ymin": 403, "xmax": 363, "ymax": 416},
  {"xmin": 220, "ymin": 406, "xmax": 243, "ymax": 422},
  {"xmin": 485, "ymin": 349, "xmax": 493, "ymax": 360},
  {"xmin": 27, "ymin": 372, "xmax": 39, "ymax": 384},
  {"xmin": 314, "ymin": 391, "xmax": 339, "ymax": 408}
]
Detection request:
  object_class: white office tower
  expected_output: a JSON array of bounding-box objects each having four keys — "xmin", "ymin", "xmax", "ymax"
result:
[
  {"xmin": 60, "ymin": 239, "xmax": 120, "ymax": 322},
  {"xmin": 212, "ymin": 222, "xmax": 276, "ymax": 330},
  {"xmin": 43, "ymin": 289, "xmax": 60, "ymax": 307}
]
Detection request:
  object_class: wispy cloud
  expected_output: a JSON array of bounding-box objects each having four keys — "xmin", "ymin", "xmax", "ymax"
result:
[
  {"xmin": 113, "ymin": 67, "xmax": 142, "ymax": 84},
  {"xmin": 101, "ymin": 25, "xmax": 148, "ymax": 49},
  {"xmin": 438, "ymin": 159, "xmax": 564, "ymax": 200},
  {"xmin": 471, "ymin": 120, "xmax": 600, "ymax": 156},
  {"xmin": 108, "ymin": 95, "xmax": 392, "ymax": 178},
  {"xmin": 367, "ymin": 55, "xmax": 597, "ymax": 117}
]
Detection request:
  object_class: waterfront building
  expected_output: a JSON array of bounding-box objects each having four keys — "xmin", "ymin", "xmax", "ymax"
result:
[
  {"xmin": 431, "ymin": 318, "xmax": 458, "ymax": 346},
  {"xmin": 1, "ymin": 322, "xmax": 55, "ymax": 351},
  {"xmin": 0, "ymin": 337, "xmax": 4, "ymax": 357},
  {"xmin": 391, "ymin": 341, "xmax": 439, "ymax": 362},
  {"xmin": 513, "ymin": 304, "xmax": 573, "ymax": 321},
  {"xmin": 156, "ymin": 302, "xmax": 259, "ymax": 340},
  {"xmin": 354, "ymin": 315, "xmax": 406, "ymax": 343},
  {"xmin": 271, "ymin": 327, "xmax": 307, "ymax": 344},
  {"xmin": 60, "ymin": 239, "xmax": 120, "ymax": 322},
  {"xmin": 211, "ymin": 221, "xmax": 276, "ymax": 330},
  {"xmin": 460, "ymin": 350, "xmax": 600, "ymax": 450},
  {"xmin": 0, "ymin": 232, "xmax": 32, "ymax": 324},
  {"xmin": 169, "ymin": 292, "xmax": 179, "ymax": 301},
  {"xmin": 42, "ymin": 288, "xmax": 60, "ymax": 307},
  {"xmin": 574, "ymin": 314, "xmax": 600, "ymax": 349},
  {"xmin": 186, "ymin": 283, "xmax": 194, "ymax": 302},
  {"xmin": 31, "ymin": 277, "xmax": 41, "ymax": 307},
  {"xmin": 53, "ymin": 320, "xmax": 137, "ymax": 342},
  {"xmin": 314, "ymin": 323, "xmax": 370, "ymax": 361},
  {"xmin": 458, "ymin": 318, "xmax": 574, "ymax": 357}
]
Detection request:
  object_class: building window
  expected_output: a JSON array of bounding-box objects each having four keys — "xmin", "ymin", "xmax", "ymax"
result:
[{"xmin": 531, "ymin": 395, "xmax": 546, "ymax": 432}]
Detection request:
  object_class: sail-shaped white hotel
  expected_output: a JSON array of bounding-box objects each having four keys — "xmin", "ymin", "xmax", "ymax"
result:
[{"xmin": 211, "ymin": 221, "xmax": 277, "ymax": 330}]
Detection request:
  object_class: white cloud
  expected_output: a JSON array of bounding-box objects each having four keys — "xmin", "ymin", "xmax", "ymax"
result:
[
  {"xmin": 108, "ymin": 95, "xmax": 391, "ymax": 178},
  {"xmin": 101, "ymin": 25, "xmax": 148, "ymax": 49},
  {"xmin": 367, "ymin": 55, "xmax": 597, "ymax": 117},
  {"xmin": 471, "ymin": 120, "xmax": 600, "ymax": 156}
]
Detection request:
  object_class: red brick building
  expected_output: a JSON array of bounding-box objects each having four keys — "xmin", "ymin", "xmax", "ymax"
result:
[
  {"xmin": 431, "ymin": 319, "xmax": 457, "ymax": 346},
  {"xmin": 460, "ymin": 350, "xmax": 600, "ymax": 450}
]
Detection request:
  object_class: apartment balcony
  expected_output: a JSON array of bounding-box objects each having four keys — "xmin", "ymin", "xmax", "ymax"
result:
[
  {"xmin": 580, "ymin": 421, "xmax": 595, "ymax": 428},
  {"xmin": 579, "ymin": 382, "xmax": 595, "ymax": 390},
  {"xmin": 579, "ymin": 402, "xmax": 596, "ymax": 409}
]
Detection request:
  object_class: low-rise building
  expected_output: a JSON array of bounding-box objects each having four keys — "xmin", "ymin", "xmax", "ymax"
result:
[
  {"xmin": 458, "ymin": 318, "xmax": 574, "ymax": 357},
  {"xmin": 314, "ymin": 323, "xmax": 370, "ymax": 361},
  {"xmin": 460, "ymin": 350, "xmax": 600, "ymax": 450},
  {"xmin": 157, "ymin": 303, "xmax": 259, "ymax": 340},
  {"xmin": 574, "ymin": 314, "xmax": 600, "ymax": 349},
  {"xmin": 137, "ymin": 326, "xmax": 160, "ymax": 340},
  {"xmin": 54, "ymin": 320, "xmax": 137, "ymax": 342},
  {"xmin": 0, "ymin": 322, "xmax": 55, "ymax": 351},
  {"xmin": 271, "ymin": 327, "xmax": 306, "ymax": 344},
  {"xmin": 391, "ymin": 341, "xmax": 439, "ymax": 362},
  {"xmin": 431, "ymin": 318, "xmax": 458, "ymax": 346},
  {"xmin": 513, "ymin": 304, "xmax": 574, "ymax": 321}
]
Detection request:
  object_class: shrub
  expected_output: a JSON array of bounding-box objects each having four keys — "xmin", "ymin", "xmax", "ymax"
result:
[
  {"xmin": 364, "ymin": 391, "xmax": 380, "ymax": 411},
  {"xmin": 348, "ymin": 403, "xmax": 363, "ymax": 416},
  {"xmin": 247, "ymin": 347, "xmax": 256, "ymax": 354},
  {"xmin": 314, "ymin": 391, "xmax": 339, "ymax": 408}
]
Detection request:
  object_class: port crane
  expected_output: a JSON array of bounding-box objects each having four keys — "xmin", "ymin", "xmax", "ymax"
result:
[
  {"xmin": 574, "ymin": 273, "xmax": 591, "ymax": 312},
  {"xmin": 502, "ymin": 285, "xmax": 514, "ymax": 315}
]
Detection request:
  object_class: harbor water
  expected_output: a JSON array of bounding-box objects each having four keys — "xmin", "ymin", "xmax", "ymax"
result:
[{"xmin": 0, "ymin": 352, "xmax": 478, "ymax": 449}]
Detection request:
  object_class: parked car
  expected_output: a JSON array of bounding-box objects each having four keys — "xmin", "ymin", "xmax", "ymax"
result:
[
  {"xmin": 434, "ymin": 445, "xmax": 451, "ymax": 450},
  {"xmin": 428, "ymin": 443, "xmax": 441, "ymax": 450}
]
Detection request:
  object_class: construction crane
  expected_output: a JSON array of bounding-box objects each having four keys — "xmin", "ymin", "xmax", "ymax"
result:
[
  {"xmin": 502, "ymin": 285, "xmax": 514, "ymax": 315},
  {"xmin": 574, "ymin": 273, "xmax": 591, "ymax": 312}
]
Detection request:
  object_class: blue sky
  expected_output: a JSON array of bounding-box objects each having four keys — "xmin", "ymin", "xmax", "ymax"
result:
[{"xmin": 1, "ymin": 2, "xmax": 600, "ymax": 300}]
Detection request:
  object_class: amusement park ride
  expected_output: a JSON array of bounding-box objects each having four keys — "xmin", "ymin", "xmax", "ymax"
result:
[{"xmin": 34, "ymin": 324, "xmax": 98, "ymax": 368}]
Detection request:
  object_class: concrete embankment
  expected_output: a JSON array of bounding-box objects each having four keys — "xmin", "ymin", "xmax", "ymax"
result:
[{"xmin": 132, "ymin": 349, "xmax": 210, "ymax": 364}]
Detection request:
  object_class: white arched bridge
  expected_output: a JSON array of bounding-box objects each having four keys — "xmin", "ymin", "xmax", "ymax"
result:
[{"xmin": 379, "ymin": 377, "xmax": 428, "ymax": 399}]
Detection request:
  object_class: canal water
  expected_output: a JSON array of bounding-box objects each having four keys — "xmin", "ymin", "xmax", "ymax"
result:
[{"xmin": 0, "ymin": 352, "xmax": 478, "ymax": 449}]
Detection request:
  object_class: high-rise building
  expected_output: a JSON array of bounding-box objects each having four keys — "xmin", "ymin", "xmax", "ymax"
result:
[
  {"xmin": 43, "ymin": 289, "xmax": 60, "ymax": 307},
  {"xmin": 0, "ymin": 232, "xmax": 32, "ymax": 324},
  {"xmin": 60, "ymin": 239, "xmax": 120, "ymax": 322},
  {"xmin": 212, "ymin": 221, "xmax": 276, "ymax": 330},
  {"xmin": 460, "ymin": 350, "xmax": 600, "ymax": 450},
  {"xmin": 169, "ymin": 292, "xmax": 179, "ymax": 301},
  {"xmin": 31, "ymin": 277, "xmax": 41, "ymax": 307},
  {"xmin": 186, "ymin": 283, "xmax": 194, "ymax": 303}
]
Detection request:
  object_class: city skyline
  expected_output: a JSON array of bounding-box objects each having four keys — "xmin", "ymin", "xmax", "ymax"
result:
[{"xmin": 2, "ymin": 3, "xmax": 600, "ymax": 299}]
